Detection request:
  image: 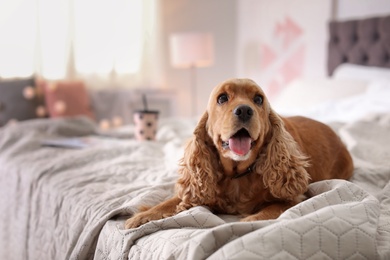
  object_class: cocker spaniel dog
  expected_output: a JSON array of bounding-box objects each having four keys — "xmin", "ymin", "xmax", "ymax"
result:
[{"xmin": 125, "ymin": 78, "xmax": 353, "ymax": 228}]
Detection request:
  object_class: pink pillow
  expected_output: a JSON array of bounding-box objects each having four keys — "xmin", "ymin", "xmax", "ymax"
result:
[{"xmin": 43, "ymin": 80, "xmax": 95, "ymax": 120}]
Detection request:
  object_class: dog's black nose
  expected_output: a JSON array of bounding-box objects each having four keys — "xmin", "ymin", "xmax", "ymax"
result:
[{"xmin": 233, "ymin": 105, "xmax": 253, "ymax": 122}]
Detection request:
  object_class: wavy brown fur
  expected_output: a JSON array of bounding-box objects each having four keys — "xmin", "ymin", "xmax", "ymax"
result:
[{"xmin": 125, "ymin": 78, "xmax": 353, "ymax": 228}]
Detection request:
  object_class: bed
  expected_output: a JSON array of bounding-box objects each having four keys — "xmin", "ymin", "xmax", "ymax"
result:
[{"xmin": 1, "ymin": 15, "xmax": 390, "ymax": 260}]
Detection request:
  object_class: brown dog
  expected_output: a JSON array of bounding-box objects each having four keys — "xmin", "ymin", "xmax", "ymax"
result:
[{"xmin": 125, "ymin": 78, "xmax": 353, "ymax": 228}]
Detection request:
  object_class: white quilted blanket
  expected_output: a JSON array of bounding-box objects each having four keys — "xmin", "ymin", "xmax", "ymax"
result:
[{"xmin": 0, "ymin": 114, "xmax": 389, "ymax": 260}]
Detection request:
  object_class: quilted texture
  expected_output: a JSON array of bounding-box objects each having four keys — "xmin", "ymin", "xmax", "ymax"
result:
[
  {"xmin": 43, "ymin": 80, "xmax": 95, "ymax": 120},
  {"xmin": 0, "ymin": 115, "xmax": 389, "ymax": 259},
  {"xmin": 0, "ymin": 77, "xmax": 44, "ymax": 126},
  {"xmin": 328, "ymin": 15, "xmax": 390, "ymax": 75},
  {"xmin": 97, "ymin": 181, "xmax": 379, "ymax": 259}
]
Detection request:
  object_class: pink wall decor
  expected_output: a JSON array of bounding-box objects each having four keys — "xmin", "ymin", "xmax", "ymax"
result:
[
  {"xmin": 258, "ymin": 15, "xmax": 306, "ymax": 99},
  {"xmin": 260, "ymin": 44, "xmax": 277, "ymax": 70},
  {"xmin": 238, "ymin": 0, "xmax": 332, "ymax": 101},
  {"xmin": 274, "ymin": 16, "xmax": 303, "ymax": 49}
]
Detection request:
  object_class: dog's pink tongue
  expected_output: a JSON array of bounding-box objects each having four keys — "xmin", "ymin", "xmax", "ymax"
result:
[{"xmin": 229, "ymin": 137, "xmax": 251, "ymax": 155}]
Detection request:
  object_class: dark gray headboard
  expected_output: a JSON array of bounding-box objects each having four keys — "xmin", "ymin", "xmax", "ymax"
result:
[{"xmin": 328, "ymin": 15, "xmax": 390, "ymax": 75}]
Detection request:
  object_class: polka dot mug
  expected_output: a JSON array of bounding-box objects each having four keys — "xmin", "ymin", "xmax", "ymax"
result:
[{"xmin": 133, "ymin": 110, "xmax": 159, "ymax": 141}]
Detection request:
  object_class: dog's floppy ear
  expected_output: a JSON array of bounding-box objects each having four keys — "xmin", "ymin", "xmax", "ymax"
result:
[
  {"xmin": 258, "ymin": 109, "xmax": 310, "ymax": 200},
  {"xmin": 176, "ymin": 112, "xmax": 221, "ymax": 210}
]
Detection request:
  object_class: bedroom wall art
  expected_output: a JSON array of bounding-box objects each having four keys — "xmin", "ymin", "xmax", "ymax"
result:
[{"xmin": 237, "ymin": 0, "xmax": 331, "ymax": 100}]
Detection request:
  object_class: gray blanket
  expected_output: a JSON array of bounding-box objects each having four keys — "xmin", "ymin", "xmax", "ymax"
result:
[{"xmin": 0, "ymin": 114, "xmax": 389, "ymax": 259}]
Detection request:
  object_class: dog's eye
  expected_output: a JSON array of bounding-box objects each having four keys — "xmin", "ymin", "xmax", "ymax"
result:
[
  {"xmin": 254, "ymin": 95, "xmax": 263, "ymax": 105},
  {"xmin": 217, "ymin": 93, "xmax": 229, "ymax": 104}
]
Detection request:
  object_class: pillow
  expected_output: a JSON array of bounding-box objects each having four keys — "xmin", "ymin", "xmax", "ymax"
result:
[
  {"xmin": 43, "ymin": 80, "xmax": 95, "ymax": 120},
  {"xmin": 0, "ymin": 77, "xmax": 45, "ymax": 126},
  {"xmin": 89, "ymin": 89, "xmax": 132, "ymax": 130},
  {"xmin": 272, "ymin": 78, "xmax": 368, "ymax": 111},
  {"xmin": 333, "ymin": 63, "xmax": 390, "ymax": 81}
]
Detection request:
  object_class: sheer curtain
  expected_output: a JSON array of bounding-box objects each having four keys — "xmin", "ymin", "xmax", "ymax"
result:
[
  {"xmin": 0, "ymin": 0, "xmax": 162, "ymax": 88},
  {"xmin": 0, "ymin": 0, "xmax": 37, "ymax": 78}
]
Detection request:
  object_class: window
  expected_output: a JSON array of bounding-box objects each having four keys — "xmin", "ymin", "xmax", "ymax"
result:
[
  {"xmin": 0, "ymin": 0, "xmax": 145, "ymax": 80},
  {"xmin": 73, "ymin": 0, "xmax": 143, "ymax": 75},
  {"xmin": 0, "ymin": 0, "xmax": 37, "ymax": 77}
]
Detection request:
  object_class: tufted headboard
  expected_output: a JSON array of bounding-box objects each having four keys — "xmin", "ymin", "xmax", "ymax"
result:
[{"xmin": 328, "ymin": 15, "xmax": 390, "ymax": 75}]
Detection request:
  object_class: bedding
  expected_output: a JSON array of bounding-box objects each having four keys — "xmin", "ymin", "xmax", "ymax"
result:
[
  {"xmin": 273, "ymin": 78, "xmax": 390, "ymax": 123},
  {"xmin": 0, "ymin": 113, "xmax": 389, "ymax": 259},
  {"xmin": 332, "ymin": 63, "xmax": 390, "ymax": 81}
]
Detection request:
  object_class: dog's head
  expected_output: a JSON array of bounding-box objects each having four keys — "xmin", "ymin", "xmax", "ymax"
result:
[
  {"xmin": 177, "ymin": 78, "xmax": 309, "ymax": 203},
  {"xmin": 206, "ymin": 78, "xmax": 271, "ymax": 162}
]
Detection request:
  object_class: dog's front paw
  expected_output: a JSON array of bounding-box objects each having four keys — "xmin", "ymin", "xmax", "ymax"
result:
[
  {"xmin": 240, "ymin": 214, "xmax": 265, "ymax": 222},
  {"xmin": 125, "ymin": 212, "xmax": 155, "ymax": 229},
  {"xmin": 240, "ymin": 211, "xmax": 277, "ymax": 222},
  {"xmin": 125, "ymin": 215, "xmax": 146, "ymax": 229},
  {"xmin": 240, "ymin": 202, "xmax": 293, "ymax": 222},
  {"xmin": 125, "ymin": 210, "xmax": 173, "ymax": 229}
]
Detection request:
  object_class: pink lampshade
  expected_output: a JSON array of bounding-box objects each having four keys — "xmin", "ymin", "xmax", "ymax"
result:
[{"xmin": 170, "ymin": 32, "xmax": 214, "ymax": 68}]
